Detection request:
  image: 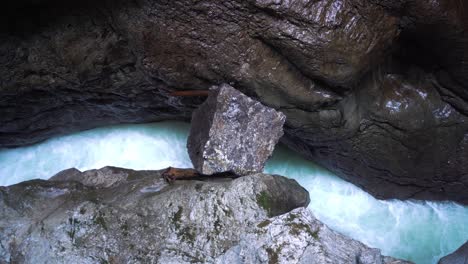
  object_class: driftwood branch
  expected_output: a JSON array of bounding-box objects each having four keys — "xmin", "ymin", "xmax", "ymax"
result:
[
  {"xmin": 169, "ymin": 90, "xmax": 209, "ymax": 97},
  {"xmin": 162, "ymin": 167, "xmax": 239, "ymax": 182}
]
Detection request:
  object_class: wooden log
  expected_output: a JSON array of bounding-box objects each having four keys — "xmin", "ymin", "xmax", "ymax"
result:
[
  {"xmin": 169, "ymin": 90, "xmax": 209, "ymax": 97},
  {"xmin": 162, "ymin": 167, "xmax": 202, "ymax": 182},
  {"xmin": 162, "ymin": 167, "xmax": 239, "ymax": 182}
]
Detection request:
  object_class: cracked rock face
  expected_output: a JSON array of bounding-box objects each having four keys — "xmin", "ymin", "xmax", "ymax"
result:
[
  {"xmin": 0, "ymin": 0, "xmax": 467, "ymax": 203},
  {"xmin": 187, "ymin": 84, "xmax": 285, "ymax": 175},
  {"xmin": 0, "ymin": 167, "xmax": 411, "ymax": 264}
]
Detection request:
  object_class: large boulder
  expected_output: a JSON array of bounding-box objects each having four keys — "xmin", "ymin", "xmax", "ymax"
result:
[
  {"xmin": 438, "ymin": 241, "xmax": 468, "ymax": 264},
  {"xmin": 0, "ymin": 167, "xmax": 411, "ymax": 264},
  {"xmin": 187, "ymin": 84, "xmax": 285, "ymax": 175},
  {"xmin": 0, "ymin": 167, "xmax": 308, "ymax": 263}
]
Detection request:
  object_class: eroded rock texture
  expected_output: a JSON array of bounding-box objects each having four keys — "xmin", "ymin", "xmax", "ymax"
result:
[
  {"xmin": 187, "ymin": 84, "xmax": 285, "ymax": 175},
  {"xmin": 0, "ymin": 166, "xmax": 411, "ymax": 264},
  {"xmin": 218, "ymin": 208, "xmax": 412, "ymax": 264},
  {"xmin": 1, "ymin": 0, "xmax": 467, "ymax": 203}
]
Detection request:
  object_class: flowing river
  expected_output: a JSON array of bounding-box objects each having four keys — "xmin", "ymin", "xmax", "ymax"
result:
[{"xmin": 0, "ymin": 121, "xmax": 467, "ymax": 264}]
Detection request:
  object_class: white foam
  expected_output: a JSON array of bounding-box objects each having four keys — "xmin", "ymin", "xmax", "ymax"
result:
[
  {"xmin": 0, "ymin": 121, "xmax": 466, "ymax": 264},
  {"xmin": 265, "ymin": 146, "xmax": 468, "ymax": 264},
  {"xmin": 0, "ymin": 122, "xmax": 192, "ymax": 185}
]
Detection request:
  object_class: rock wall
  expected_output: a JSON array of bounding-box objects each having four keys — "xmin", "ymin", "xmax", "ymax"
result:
[{"xmin": 1, "ymin": 0, "xmax": 467, "ymax": 203}]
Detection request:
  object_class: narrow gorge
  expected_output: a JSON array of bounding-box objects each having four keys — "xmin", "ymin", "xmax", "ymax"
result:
[
  {"xmin": 1, "ymin": 121, "xmax": 467, "ymax": 263},
  {"xmin": 1, "ymin": 0, "xmax": 467, "ymax": 263}
]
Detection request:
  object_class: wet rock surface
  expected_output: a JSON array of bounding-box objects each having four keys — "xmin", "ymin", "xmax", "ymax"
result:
[
  {"xmin": 0, "ymin": 167, "xmax": 411, "ymax": 264},
  {"xmin": 0, "ymin": 0, "xmax": 467, "ymax": 203},
  {"xmin": 438, "ymin": 241, "xmax": 468, "ymax": 264},
  {"xmin": 187, "ymin": 84, "xmax": 285, "ymax": 175}
]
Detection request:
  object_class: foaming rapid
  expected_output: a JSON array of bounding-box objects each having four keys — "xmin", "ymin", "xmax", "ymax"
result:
[
  {"xmin": 0, "ymin": 122, "xmax": 192, "ymax": 185},
  {"xmin": 265, "ymin": 149, "xmax": 468, "ymax": 264},
  {"xmin": 0, "ymin": 121, "xmax": 466, "ymax": 264}
]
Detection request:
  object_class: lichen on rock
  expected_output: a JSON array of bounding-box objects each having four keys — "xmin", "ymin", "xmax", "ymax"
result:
[{"xmin": 216, "ymin": 208, "xmax": 412, "ymax": 264}]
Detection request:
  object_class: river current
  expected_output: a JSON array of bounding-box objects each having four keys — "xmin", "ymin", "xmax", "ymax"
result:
[{"xmin": 1, "ymin": 122, "xmax": 467, "ymax": 264}]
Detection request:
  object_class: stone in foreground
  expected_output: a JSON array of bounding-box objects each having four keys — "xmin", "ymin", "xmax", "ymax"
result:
[
  {"xmin": 187, "ymin": 84, "xmax": 286, "ymax": 175},
  {"xmin": 0, "ymin": 167, "xmax": 410, "ymax": 264},
  {"xmin": 0, "ymin": 167, "xmax": 308, "ymax": 263},
  {"xmin": 438, "ymin": 241, "xmax": 468, "ymax": 264}
]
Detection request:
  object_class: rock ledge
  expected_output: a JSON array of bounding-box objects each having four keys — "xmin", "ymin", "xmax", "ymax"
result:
[{"xmin": 0, "ymin": 167, "xmax": 411, "ymax": 264}]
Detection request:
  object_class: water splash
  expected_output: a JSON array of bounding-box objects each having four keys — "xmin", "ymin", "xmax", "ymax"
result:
[
  {"xmin": 265, "ymin": 147, "xmax": 468, "ymax": 264},
  {"xmin": 0, "ymin": 121, "xmax": 466, "ymax": 264},
  {"xmin": 0, "ymin": 122, "xmax": 191, "ymax": 185}
]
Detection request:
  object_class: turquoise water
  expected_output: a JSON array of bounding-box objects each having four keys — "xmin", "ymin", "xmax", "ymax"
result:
[{"xmin": 0, "ymin": 121, "xmax": 466, "ymax": 263}]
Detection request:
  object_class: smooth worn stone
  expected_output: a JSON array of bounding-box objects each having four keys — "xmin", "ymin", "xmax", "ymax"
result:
[
  {"xmin": 0, "ymin": 167, "xmax": 410, "ymax": 264},
  {"xmin": 49, "ymin": 166, "xmax": 143, "ymax": 189},
  {"xmin": 187, "ymin": 84, "xmax": 286, "ymax": 176},
  {"xmin": 438, "ymin": 241, "xmax": 468, "ymax": 264}
]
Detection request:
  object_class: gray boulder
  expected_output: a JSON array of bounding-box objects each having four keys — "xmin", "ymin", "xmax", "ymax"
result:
[
  {"xmin": 187, "ymin": 84, "xmax": 286, "ymax": 175},
  {"xmin": 0, "ymin": 166, "xmax": 411, "ymax": 264},
  {"xmin": 0, "ymin": 167, "xmax": 308, "ymax": 263},
  {"xmin": 438, "ymin": 241, "xmax": 468, "ymax": 264}
]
